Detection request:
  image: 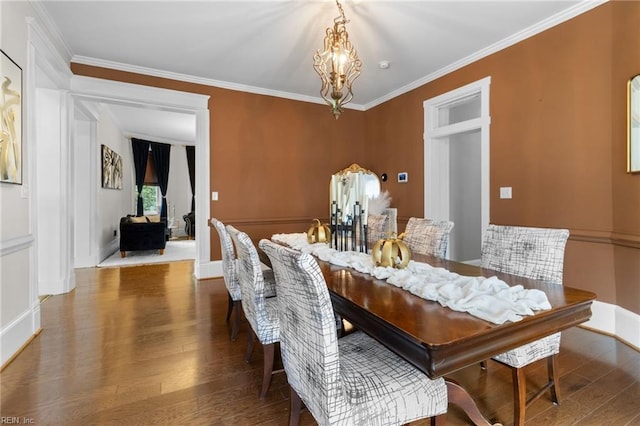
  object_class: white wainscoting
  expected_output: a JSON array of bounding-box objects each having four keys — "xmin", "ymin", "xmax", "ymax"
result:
[
  {"xmin": 583, "ymin": 300, "xmax": 640, "ymax": 350},
  {"xmin": 0, "ymin": 235, "xmax": 40, "ymax": 367}
]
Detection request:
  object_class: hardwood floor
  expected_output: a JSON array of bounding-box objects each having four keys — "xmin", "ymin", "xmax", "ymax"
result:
[{"xmin": 2, "ymin": 261, "xmax": 639, "ymax": 425}]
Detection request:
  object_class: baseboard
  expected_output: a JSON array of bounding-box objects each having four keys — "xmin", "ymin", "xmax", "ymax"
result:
[
  {"xmin": 1, "ymin": 304, "xmax": 41, "ymax": 367},
  {"xmin": 582, "ymin": 300, "xmax": 640, "ymax": 350},
  {"xmin": 99, "ymin": 239, "xmax": 120, "ymax": 264},
  {"xmin": 38, "ymin": 274, "xmax": 74, "ymax": 296},
  {"xmin": 195, "ymin": 260, "xmax": 222, "ymax": 279}
]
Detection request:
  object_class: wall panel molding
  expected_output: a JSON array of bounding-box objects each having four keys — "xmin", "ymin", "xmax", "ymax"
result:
[
  {"xmin": 220, "ymin": 217, "xmax": 317, "ymax": 228},
  {"xmin": 0, "ymin": 235, "xmax": 34, "ymax": 257},
  {"xmin": 0, "ymin": 305, "xmax": 40, "ymax": 367},
  {"xmin": 569, "ymin": 229, "xmax": 640, "ymax": 249}
]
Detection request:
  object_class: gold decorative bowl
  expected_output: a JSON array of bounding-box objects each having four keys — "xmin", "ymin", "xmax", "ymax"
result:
[
  {"xmin": 371, "ymin": 233, "xmax": 411, "ymax": 269},
  {"xmin": 307, "ymin": 218, "xmax": 331, "ymax": 244}
]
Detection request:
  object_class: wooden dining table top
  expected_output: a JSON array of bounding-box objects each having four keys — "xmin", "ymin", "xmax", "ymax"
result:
[{"xmin": 313, "ymin": 252, "xmax": 596, "ymax": 379}]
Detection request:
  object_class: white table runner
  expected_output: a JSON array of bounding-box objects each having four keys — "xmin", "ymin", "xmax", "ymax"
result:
[{"xmin": 272, "ymin": 233, "xmax": 551, "ymax": 325}]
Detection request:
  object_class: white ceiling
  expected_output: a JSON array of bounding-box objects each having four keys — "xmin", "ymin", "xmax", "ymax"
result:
[{"xmin": 37, "ymin": 0, "xmax": 603, "ymax": 142}]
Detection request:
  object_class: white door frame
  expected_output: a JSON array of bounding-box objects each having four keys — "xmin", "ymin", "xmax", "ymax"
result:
[
  {"xmin": 423, "ymin": 77, "xmax": 491, "ymax": 260},
  {"xmin": 69, "ymin": 76, "xmax": 213, "ymax": 279}
]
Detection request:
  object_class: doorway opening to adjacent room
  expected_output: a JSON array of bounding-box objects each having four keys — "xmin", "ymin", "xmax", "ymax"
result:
[{"xmin": 423, "ymin": 77, "xmax": 491, "ymax": 263}]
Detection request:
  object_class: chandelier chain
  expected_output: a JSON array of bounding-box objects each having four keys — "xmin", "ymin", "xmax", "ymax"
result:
[{"xmin": 335, "ymin": 0, "xmax": 348, "ymax": 25}]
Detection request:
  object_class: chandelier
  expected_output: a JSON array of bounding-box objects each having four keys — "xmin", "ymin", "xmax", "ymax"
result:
[{"xmin": 313, "ymin": 0, "xmax": 362, "ymax": 119}]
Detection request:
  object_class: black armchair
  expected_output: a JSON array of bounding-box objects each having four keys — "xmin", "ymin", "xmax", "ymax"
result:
[{"xmin": 183, "ymin": 212, "xmax": 195, "ymax": 239}]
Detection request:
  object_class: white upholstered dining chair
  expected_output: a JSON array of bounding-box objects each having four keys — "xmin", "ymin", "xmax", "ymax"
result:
[
  {"xmin": 402, "ymin": 217, "xmax": 455, "ymax": 258},
  {"xmin": 259, "ymin": 239, "xmax": 448, "ymax": 426},
  {"xmin": 366, "ymin": 213, "xmax": 390, "ymax": 247},
  {"xmin": 211, "ymin": 218, "xmax": 275, "ymax": 341},
  {"xmin": 481, "ymin": 224, "xmax": 570, "ymax": 426},
  {"xmin": 227, "ymin": 225, "xmax": 280, "ymax": 399}
]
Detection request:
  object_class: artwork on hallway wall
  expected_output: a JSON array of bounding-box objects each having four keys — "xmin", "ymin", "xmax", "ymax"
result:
[
  {"xmin": 0, "ymin": 49, "xmax": 23, "ymax": 185},
  {"xmin": 101, "ymin": 144, "xmax": 123, "ymax": 189}
]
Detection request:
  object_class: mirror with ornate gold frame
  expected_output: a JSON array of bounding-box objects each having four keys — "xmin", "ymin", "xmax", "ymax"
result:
[
  {"xmin": 628, "ymin": 74, "xmax": 640, "ymax": 173},
  {"xmin": 329, "ymin": 163, "xmax": 380, "ymax": 252}
]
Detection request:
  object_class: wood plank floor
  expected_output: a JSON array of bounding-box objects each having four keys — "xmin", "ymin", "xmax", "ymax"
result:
[{"xmin": 1, "ymin": 260, "xmax": 639, "ymax": 425}]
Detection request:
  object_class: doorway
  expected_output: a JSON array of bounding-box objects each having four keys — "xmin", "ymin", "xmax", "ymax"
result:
[
  {"xmin": 69, "ymin": 76, "xmax": 212, "ymax": 278},
  {"xmin": 423, "ymin": 77, "xmax": 491, "ymax": 263}
]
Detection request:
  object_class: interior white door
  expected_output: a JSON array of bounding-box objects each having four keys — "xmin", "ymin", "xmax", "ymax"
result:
[{"xmin": 424, "ymin": 77, "xmax": 491, "ymax": 263}]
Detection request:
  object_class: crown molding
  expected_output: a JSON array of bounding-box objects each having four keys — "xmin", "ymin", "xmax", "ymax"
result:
[
  {"xmin": 125, "ymin": 132, "xmax": 194, "ymax": 147},
  {"xmin": 364, "ymin": 0, "xmax": 608, "ymax": 110},
  {"xmin": 30, "ymin": 1, "xmax": 74, "ymax": 62},
  {"xmin": 63, "ymin": 0, "xmax": 604, "ymax": 112},
  {"xmin": 71, "ymin": 56, "xmax": 366, "ymax": 112}
]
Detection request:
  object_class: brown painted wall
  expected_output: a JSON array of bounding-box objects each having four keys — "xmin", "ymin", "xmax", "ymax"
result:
[
  {"xmin": 611, "ymin": 2, "xmax": 640, "ymax": 314},
  {"xmin": 70, "ymin": 64, "xmax": 365, "ymax": 259},
  {"xmin": 365, "ymin": 1, "xmax": 640, "ymax": 314},
  {"xmin": 72, "ymin": 1, "xmax": 640, "ymax": 314}
]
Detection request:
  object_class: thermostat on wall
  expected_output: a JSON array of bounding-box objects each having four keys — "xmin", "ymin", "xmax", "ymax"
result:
[{"xmin": 398, "ymin": 172, "xmax": 408, "ymax": 183}]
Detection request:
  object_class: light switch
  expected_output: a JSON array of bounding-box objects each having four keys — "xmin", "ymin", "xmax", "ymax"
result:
[
  {"xmin": 212, "ymin": 191, "xmax": 219, "ymax": 201},
  {"xmin": 500, "ymin": 187, "xmax": 512, "ymax": 199}
]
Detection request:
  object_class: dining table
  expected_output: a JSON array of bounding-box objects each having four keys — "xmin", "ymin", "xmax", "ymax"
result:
[{"xmin": 262, "ymin": 236, "xmax": 596, "ymax": 425}]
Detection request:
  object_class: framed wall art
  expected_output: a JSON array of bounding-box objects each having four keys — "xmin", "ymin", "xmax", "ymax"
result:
[
  {"xmin": 1, "ymin": 49, "xmax": 23, "ymax": 185},
  {"xmin": 101, "ymin": 144, "xmax": 123, "ymax": 189},
  {"xmin": 628, "ymin": 74, "xmax": 640, "ymax": 173}
]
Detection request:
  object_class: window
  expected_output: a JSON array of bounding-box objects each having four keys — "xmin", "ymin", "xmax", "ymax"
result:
[
  {"xmin": 141, "ymin": 185, "xmax": 161, "ymax": 215},
  {"xmin": 142, "ymin": 151, "xmax": 160, "ymax": 215}
]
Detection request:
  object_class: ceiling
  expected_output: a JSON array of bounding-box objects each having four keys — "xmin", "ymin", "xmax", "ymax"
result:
[{"xmin": 37, "ymin": 0, "xmax": 601, "ymax": 143}]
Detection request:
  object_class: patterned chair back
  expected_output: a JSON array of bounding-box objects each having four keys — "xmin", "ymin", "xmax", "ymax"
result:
[
  {"xmin": 481, "ymin": 224, "xmax": 570, "ymax": 285},
  {"xmin": 211, "ymin": 218, "xmax": 241, "ymax": 301},
  {"xmin": 227, "ymin": 226, "xmax": 278, "ymax": 338},
  {"xmin": 367, "ymin": 213, "xmax": 390, "ymax": 247},
  {"xmin": 402, "ymin": 217, "xmax": 454, "ymax": 258},
  {"xmin": 259, "ymin": 239, "xmax": 351, "ymax": 424}
]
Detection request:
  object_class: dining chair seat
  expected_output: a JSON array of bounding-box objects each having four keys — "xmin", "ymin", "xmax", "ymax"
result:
[
  {"xmin": 227, "ymin": 225, "xmax": 281, "ymax": 399},
  {"xmin": 402, "ymin": 217, "xmax": 454, "ymax": 258},
  {"xmin": 481, "ymin": 224, "xmax": 570, "ymax": 426},
  {"xmin": 491, "ymin": 332, "xmax": 561, "ymax": 368},
  {"xmin": 211, "ymin": 218, "xmax": 275, "ymax": 341},
  {"xmin": 259, "ymin": 239, "xmax": 447, "ymax": 426},
  {"xmin": 338, "ymin": 332, "xmax": 447, "ymax": 418}
]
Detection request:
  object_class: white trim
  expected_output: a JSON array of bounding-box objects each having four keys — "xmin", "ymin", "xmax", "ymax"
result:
[
  {"xmin": 0, "ymin": 305, "xmax": 40, "ymax": 367},
  {"xmin": 29, "ymin": 0, "xmax": 74, "ymax": 61},
  {"xmin": 67, "ymin": 1, "xmax": 604, "ymax": 112},
  {"xmin": 364, "ymin": 0, "xmax": 607, "ymax": 109},
  {"xmin": 197, "ymin": 260, "xmax": 223, "ymax": 280},
  {"xmin": 0, "ymin": 235, "xmax": 34, "ymax": 257},
  {"xmin": 71, "ymin": 101, "xmax": 99, "ymax": 269},
  {"xmin": 583, "ymin": 300, "xmax": 640, "ymax": 349},
  {"xmin": 71, "ymin": 56, "xmax": 366, "ymax": 112},
  {"xmin": 25, "ymin": 18, "xmax": 72, "ymax": 90},
  {"xmin": 424, "ymin": 77, "xmax": 491, "ymax": 259},
  {"xmin": 124, "ymin": 132, "xmax": 193, "ymax": 147},
  {"xmin": 71, "ymin": 76, "xmax": 209, "ymax": 111},
  {"xmin": 194, "ymin": 108, "xmax": 211, "ymax": 279},
  {"xmin": 69, "ymin": 76, "xmax": 211, "ymax": 277}
]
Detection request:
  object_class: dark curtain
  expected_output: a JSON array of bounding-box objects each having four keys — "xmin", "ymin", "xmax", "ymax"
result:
[
  {"xmin": 186, "ymin": 146, "xmax": 196, "ymax": 212},
  {"xmin": 150, "ymin": 142, "xmax": 171, "ymax": 222},
  {"xmin": 131, "ymin": 138, "xmax": 150, "ymax": 215}
]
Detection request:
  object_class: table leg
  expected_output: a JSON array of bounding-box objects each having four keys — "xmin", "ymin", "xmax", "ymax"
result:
[{"xmin": 445, "ymin": 379, "xmax": 499, "ymax": 426}]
